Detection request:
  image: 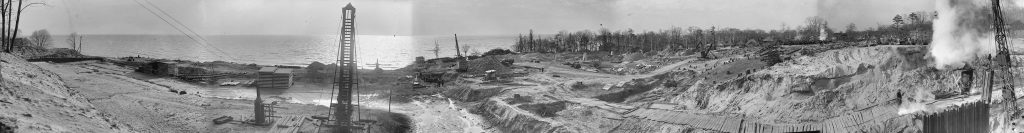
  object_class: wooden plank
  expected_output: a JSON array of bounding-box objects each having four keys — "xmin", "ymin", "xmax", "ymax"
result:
[
  {"xmin": 700, "ymin": 118, "xmax": 709, "ymax": 129},
  {"xmin": 744, "ymin": 121, "xmax": 754, "ymax": 133},
  {"xmin": 821, "ymin": 120, "xmax": 829, "ymax": 133},
  {"xmin": 695, "ymin": 118, "xmax": 704, "ymax": 129},
  {"xmin": 749, "ymin": 121, "xmax": 757, "ymax": 133},
  {"xmin": 759, "ymin": 124, "xmax": 766, "ymax": 133},
  {"xmin": 844, "ymin": 115, "xmax": 854, "ymax": 128},
  {"xmin": 726, "ymin": 118, "xmax": 734, "ymax": 132},
  {"xmin": 755, "ymin": 123, "xmax": 763, "ymax": 133},
  {"xmin": 854, "ymin": 112, "xmax": 864, "ymax": 124},
  {"xmin": 835, "ymin": 119, "xmax": 844, "ymax": 133},
  {"xmin": 715, "ymin": 118, "xmax": 723, "ymax": 130}
]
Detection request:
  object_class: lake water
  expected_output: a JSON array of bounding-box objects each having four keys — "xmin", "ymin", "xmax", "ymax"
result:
[
  {"xmin": 59, "ymin": 34, "xmax": 515, "ymax": 107},
  {"xmin": 54, "ymin": 34, "xmax": 516, "ymax": 69}
]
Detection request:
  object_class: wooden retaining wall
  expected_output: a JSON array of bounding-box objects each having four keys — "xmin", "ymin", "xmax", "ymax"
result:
[
  {"xmin": 921, "ymin": 101, "xmax": 989, "ymax": 133},
  {"xmin": 27, "ymin": 57, "xmax": 105, "ymax": 63},
  {"xmin": 627, "ymin": 105, "xmax": 900, "ymax": 133}
]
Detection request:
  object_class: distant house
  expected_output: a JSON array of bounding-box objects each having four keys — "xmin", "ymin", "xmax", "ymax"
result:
[{"xmin": 256, "ymin": 67, "xmax": 294, "ymax": 89}]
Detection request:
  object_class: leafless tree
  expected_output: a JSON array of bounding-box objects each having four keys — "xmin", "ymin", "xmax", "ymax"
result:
[
  {"xmin": 29, "ymin": 29, "xmax": 49, "ymax": 48},
  {"xmin": 67, "ymin": 32, "xmax": 80, "ymax": 50},
  {"xmin": 1, "ymin": 0, "xmax": 43, "ymax": 52}
]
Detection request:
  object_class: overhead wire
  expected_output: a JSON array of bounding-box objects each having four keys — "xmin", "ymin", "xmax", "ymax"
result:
[
  {"xmin": 131, "ymin": 0, "xmax": 234, "ymax": 61},
  {"xmin": 139, "ymin": 0, "xmax": 236, "ymax": 61}
]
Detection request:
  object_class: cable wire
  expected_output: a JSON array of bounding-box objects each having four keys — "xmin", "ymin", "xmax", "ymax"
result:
[
  {"xmin": 132, "ymin": 0, "xmax": 234, "ymax": 61},
  {"xmin": 139, "ymin": 0, "xmax": 236, "ymax": 61}
]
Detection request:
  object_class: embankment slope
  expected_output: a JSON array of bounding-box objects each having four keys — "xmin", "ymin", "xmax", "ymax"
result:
[{"xmin": 0, "ymin": 53, "xmax": 123, "ymax": 132}]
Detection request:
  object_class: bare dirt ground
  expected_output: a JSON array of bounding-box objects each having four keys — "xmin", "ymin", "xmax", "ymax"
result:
[
  {"xmin": 31, "ymin": 60, "xmax": 336, "ymax": 132},
  {"xmin": 1, "ymin": 53, "xmax": 124, "ymax": 132},
  {"xmin": 436, "ymin": 45, "xmax": 1024, "ymax": 133}
]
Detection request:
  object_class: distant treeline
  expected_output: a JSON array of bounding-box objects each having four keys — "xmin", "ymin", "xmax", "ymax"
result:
[{"xmin": 513, "ymin": 12, "xmax": 970, "ymax": 54}]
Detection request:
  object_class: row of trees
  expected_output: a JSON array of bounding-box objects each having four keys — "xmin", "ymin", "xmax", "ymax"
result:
[
  {"xmin": 513, "ymin": 12, "xmax": 946, "ymax": 55},
  {"xmin": 1, "ymin": 0, "xmax": 43, "ymax": 53}
]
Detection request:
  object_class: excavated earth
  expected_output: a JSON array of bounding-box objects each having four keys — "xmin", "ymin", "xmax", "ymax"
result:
[
  {"xmin": 449, "ymin": 45, "xmax": 1022, "ymax": 132},
  {"xmin": 0, "ymin": 53, "xmax": 124, "ymax": 132}
]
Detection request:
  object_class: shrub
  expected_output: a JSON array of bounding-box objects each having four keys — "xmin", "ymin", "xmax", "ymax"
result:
[
  {"xmin": 759, "ymin": 44, "xmax": 783, "ymax": 66},
  {"xmin": 482, "ymin": 49, "xmax": 514, "ymax": 57}
]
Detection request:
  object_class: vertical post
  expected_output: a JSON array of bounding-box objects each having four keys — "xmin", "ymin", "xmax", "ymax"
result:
[
  {"xmin": 454, "ymin": 34, "xmax": 462, "ymax": 58},
  {"xmin": 254, "ymin": 73, "xmax": 265, "ymax": 124},
  {"xmin": 388, "ymin": 88, "xmax": 392, "ymax": 113},
  {"xmin": 78, "ymin": 36, "xmax": 83, "ymax": 52}
]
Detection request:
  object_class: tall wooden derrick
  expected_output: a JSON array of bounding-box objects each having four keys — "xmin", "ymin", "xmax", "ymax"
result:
[
  {"xmin": 988, "ymin": 0, "xmax": 1016, "ymax": 109},
  {"xmin": 332, "ymin": 3, "xmax": 359, "ymax": 133}
]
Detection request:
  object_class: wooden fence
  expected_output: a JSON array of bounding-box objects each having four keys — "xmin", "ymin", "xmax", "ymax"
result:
[
  {"xmin": 921, "ymin": 101, "xmax": 989, "ymax": 133},
  {"xmin": 627, "ymin": 105, "xmax": 901, "ymax": 133}
]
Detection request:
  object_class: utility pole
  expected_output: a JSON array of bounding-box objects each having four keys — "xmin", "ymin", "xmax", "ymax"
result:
[
  {"xmin": 454, "ymin": 34, "xmax": 462, "ymax": 58},
  {"xmin": 388, "ymin": 87, "xmax": 392, "ymax": 113}
]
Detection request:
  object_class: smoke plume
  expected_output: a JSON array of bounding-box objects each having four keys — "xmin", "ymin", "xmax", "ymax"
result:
[{"xmin": 929, "ymin": 0, "xmax": 1001, "ymax": 69}]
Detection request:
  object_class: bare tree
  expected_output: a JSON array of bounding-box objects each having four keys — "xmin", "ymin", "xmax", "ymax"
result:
[
  {"xmin": 29, "ymin": 29, "xmax": 49, "ymax": 48},
  {"xmin": 1, "ymin": 0, "xmax": 43, "ymax": 52},
  {"xmin": 67, "ymin": 32, "xmax": 79, "ymax": 50}
]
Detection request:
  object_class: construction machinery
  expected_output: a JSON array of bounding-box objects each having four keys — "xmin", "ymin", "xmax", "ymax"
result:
[
  {"xmin": 987, "ymin": 0, "xmax": 1017, "ymax": 109},
  {"xmin": 320, "ymin": 3, "xmax": 365, "ymax": 133}
]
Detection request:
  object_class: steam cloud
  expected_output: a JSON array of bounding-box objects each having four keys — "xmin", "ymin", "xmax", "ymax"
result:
[{"xmin": 929, "ymin": 0, "xmax": 1000, "ymax": 70}]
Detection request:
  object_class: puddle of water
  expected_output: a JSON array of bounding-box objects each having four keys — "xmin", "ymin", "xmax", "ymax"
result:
[{"xmin": 199, "ymin": 83, "xmax": 385, "ymax": 107}]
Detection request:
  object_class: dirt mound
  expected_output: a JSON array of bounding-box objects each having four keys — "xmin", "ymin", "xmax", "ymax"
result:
[
  {"xmin": 465, "ymin": 55, "xmax": 515, "ymax": 75},
  {"xmin": 359, "ymin": 108, "xmax": 413, "ymax": 133},
  {"xmin": 0, "ymin": 53, "xmax": 122, "ymax": 132},
  {"xmin": 517, "ymin": 101, "xmax": 569, "ymax": 117},
  {"xmin": 472, "ymin": 100, "xmax": 569, "ymax": 132},
  {"xmin": 626, "ymin": 46, "xmax": 956, "ymax": 124},
  {"xmin": 442, "ymin": 86, "xmax": 504, "ymax": 102},
  {"xmin": 593, "ymin": 79, "xmax": 660, "ymax": 103}
]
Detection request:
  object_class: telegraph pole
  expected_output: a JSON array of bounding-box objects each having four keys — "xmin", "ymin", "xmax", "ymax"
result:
[{"xmin": 454, "ymin": 34, "xmax": 462, "ymax": 58}]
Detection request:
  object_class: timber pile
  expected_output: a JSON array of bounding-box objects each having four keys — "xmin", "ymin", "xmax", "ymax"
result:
[
  {"xmin": 627, "ymin": 105, "xmax": 900, "ymax": 133},
  {"xmin": 921, "ymin": 101, "xmax": 989, "ymax": 133},
  {"xmin": 257, "ymin": 67, "xmax": 294, "ymax": 89},
  {"xmin": 267, "ymin": 115, "xmax": 308, "ymax": 133}
]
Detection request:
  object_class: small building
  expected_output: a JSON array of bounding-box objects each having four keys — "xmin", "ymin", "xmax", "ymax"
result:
[{"xmin": 256, "ymin": 67, "xmax": 294, "ymax": 89}]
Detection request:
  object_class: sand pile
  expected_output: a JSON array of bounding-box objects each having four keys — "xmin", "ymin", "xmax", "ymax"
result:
[
  {"xmin": 0, "ymin": 53, "xmax": 123, "ymax": 132},
  {"xmin": 631, "ymin": 46, "xmax": 955, "ymax": 124}
]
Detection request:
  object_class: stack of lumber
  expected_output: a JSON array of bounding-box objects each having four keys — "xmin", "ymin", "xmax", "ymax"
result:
[{"xmin": 257, "ymin": 67, "xmax": 294, "ymax": 89}]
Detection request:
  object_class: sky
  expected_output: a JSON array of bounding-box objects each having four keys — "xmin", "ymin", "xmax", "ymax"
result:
[{"xmin": 18, "ymin": 0, "xmax": 935, "ymax": 36}]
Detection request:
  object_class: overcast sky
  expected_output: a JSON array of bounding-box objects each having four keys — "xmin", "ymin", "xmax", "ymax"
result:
[{"xmin": 19, "ymin": 0, "xmax": 933, "ymax": 36}]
